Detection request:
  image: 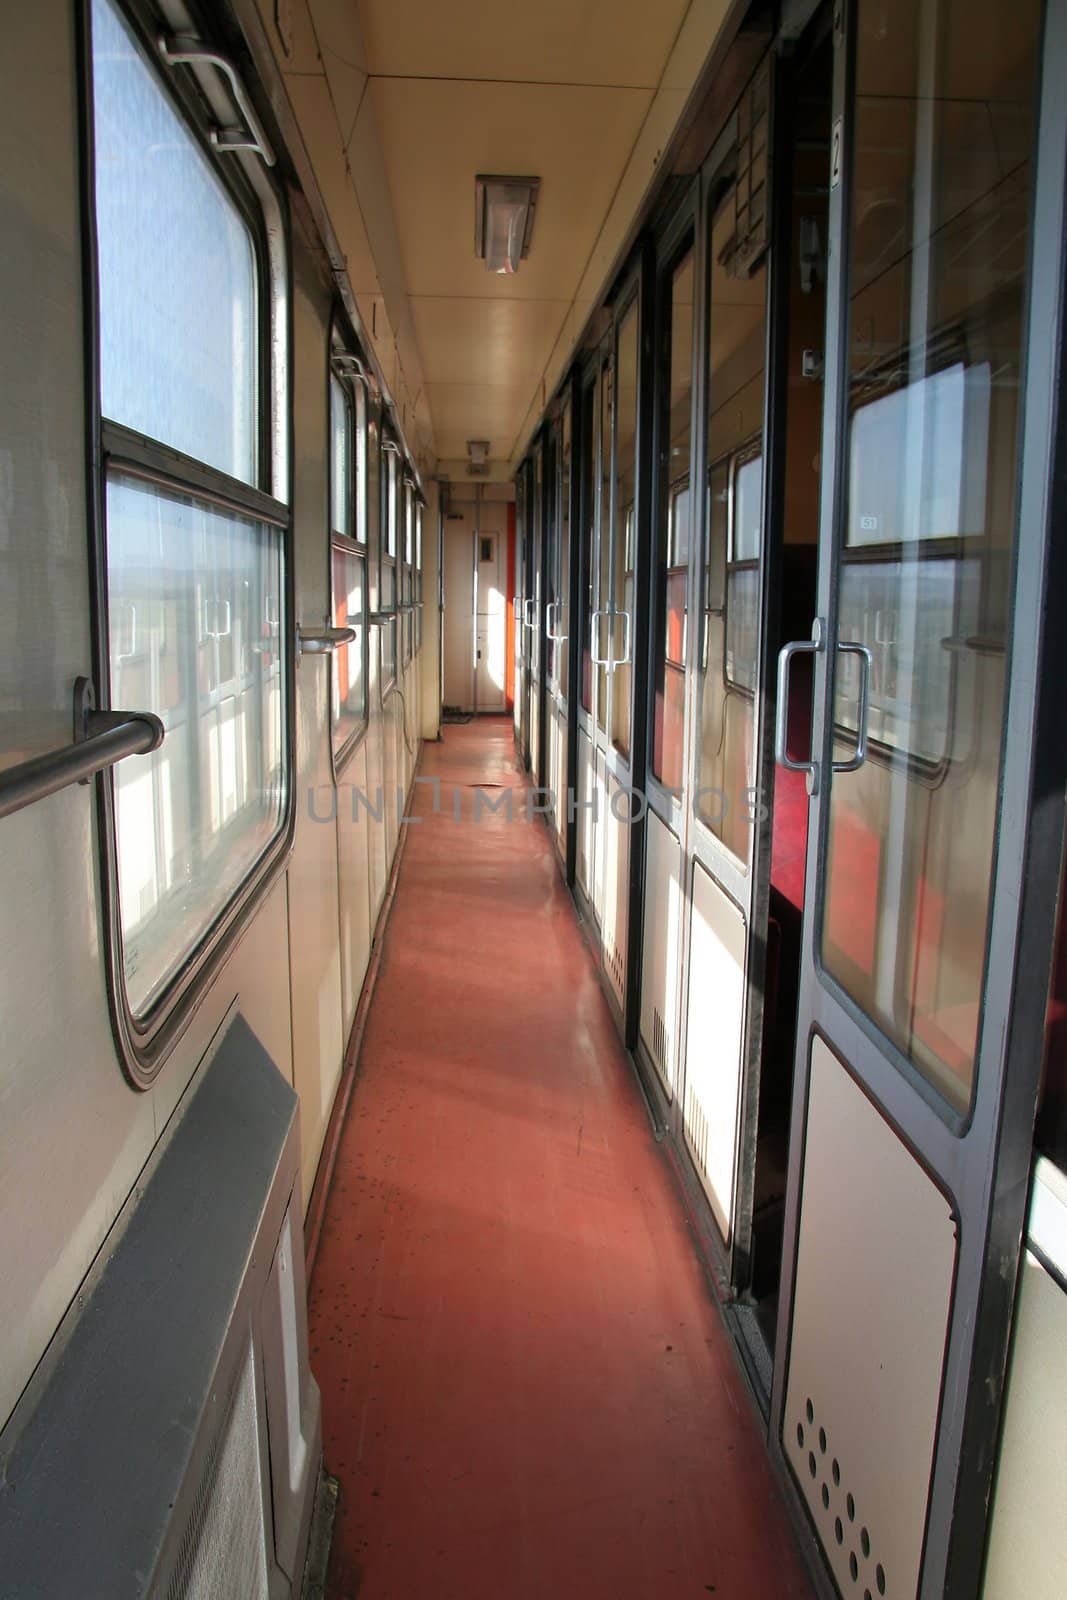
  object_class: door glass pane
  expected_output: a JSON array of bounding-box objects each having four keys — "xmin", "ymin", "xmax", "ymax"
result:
[
  {"xmin": 532, "ymin": 445, "xmax": 543, "ymax": 691},
  {"xmin": 697, "ymin": 177, "xmax": 768, "ymax": 860},
  {"xmin": 107, "ymin": 473, "xmax": 285, "ymax": 1017},
  {"xmin": 580, "ymin": 379, "xmax": 597, "ymax": 714},
  {"xmin": 653, "ymin": 248, "xmax": 694, "ymax": 789},
  {"xmin": 820, "ymin": 0, "xmax": 1040, "ymax": 1112},
  {"xmin": 558, "ymin": 403, "xmax": 572, "ymax": 702},
  {"xmin": 92, "ymin": 0, "xmax": 257, "ymax": 484},
  {"xmin": 612, "ymin": 302, "xmax": 639, "ymax": 760},
  {"xmin": 597, "ymin": 361, "xmax": 613, "ymax": 735}
]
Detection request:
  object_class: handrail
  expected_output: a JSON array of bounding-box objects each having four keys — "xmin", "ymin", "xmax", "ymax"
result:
[{"xmin": 0, "ymin": 678, "xmax": 164, "ymax": 822}]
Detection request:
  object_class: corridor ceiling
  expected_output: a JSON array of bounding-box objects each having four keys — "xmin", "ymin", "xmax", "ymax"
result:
[{"xmin": 259, "ymin": 0, "xmax": 735, "ymax": 477}]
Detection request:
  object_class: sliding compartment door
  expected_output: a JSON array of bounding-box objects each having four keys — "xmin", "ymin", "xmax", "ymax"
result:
[{"xmin": 771, "ymin": 4, "xmax": 1058, "ymax": 1597}]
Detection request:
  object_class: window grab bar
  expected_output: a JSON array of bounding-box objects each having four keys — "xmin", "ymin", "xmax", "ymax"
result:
[
  {"xmin": 158, "ymin": 36, "xmax": 276, "ymax": 167},
  {"xmin": 296, "ymin": 626, "xmax": 355, "ymax": 660},
  {"xmin": 0, "ymin": 678, "xmax": 164, "ymax": 823}
]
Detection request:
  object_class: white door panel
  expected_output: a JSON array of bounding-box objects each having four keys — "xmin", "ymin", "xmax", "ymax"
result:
[
  {"xmin": 640, "ymin": 810, "xmax": 682, "ymax": 1098},
  {"xmin": 603, "ymin": 771, "xmax": 630, "ymax": 1008},
  {"xmin": 682, "ymin": 861, "xmax": 746, "ymax": 1242},
  {"xmin": 784, "ymin": 1038, "xmax": 957, "ymax": 1600}
]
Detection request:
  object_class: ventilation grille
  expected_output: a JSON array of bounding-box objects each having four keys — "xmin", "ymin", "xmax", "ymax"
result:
[
  {"xmin": 795, "ymin": 1395, "xmax": 887, "ymax": 1600},
  {"xmin": 685, "ymin": 1083, "xmax": 709, "ymax": 1178},
  {"xmin": 606, "ymin": 938, "xmax": 625, "ymax": 998},
  {"xmin": 651, "ymin": 1006, "xmax": 671, "ymax": 1089},
  {"xmin": 167, "ymin": 1342, "xmax": 270, "ymax": 1600}
]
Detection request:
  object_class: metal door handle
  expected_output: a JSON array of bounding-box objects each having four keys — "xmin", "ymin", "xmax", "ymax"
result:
[
  {"xmin": 589, "ymin": 608, "xmax": 612, "ymax": 666},
  {"xmin": 832, "ymin": 641, "xmax": 872, "ymax": 773},
  {"xmin": 524, "ymin": 598, "xmax": 538, "ymax": 630},
  {"xmin": 614, "ymin": 608, "xmax": 632, "ymax": 669},
  {"xmin": 775, "ymin": 619, "xmax": 824, "ymax": 795},
  {"xmin": 546, "ymin": 601, "xmax": 568, "ymax": 643}
]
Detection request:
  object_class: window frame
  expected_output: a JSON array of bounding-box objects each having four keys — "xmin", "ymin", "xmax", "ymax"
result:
[
  {"xmin": 401, "ymin": 472, "xmax": 415, "ymax": 667},
  {"xmin": 415, "ymin": 497, "xmax": 424, "ymax": 652},
  {"xmin": 328, "ymin": 330, "xmax": 370, "ymax": 776},
  {"xmin": 379, "ymin": 429, "xmax": 400, "ymax": 690},
  {"xmin": 82, "ymin": 0, "xmax": 295, "ymax": 1087}
]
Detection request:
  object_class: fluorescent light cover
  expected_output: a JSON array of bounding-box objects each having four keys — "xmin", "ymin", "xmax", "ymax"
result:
[{"xmin": 475, "ymin": 176, "xmax": 539, "ymax": 275}]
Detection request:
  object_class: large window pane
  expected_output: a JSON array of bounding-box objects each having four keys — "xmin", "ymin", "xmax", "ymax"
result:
[
  {"xmin": 107, "ymin": 474, "xmax": 285, "ymax": 1017},
  {"xmin": 330, "ymin": 374, "xmax": 352, "ymax": 538},
  {"xmin": 653, "ymin": 249, "xmax": 694, "ymax": 789},
  {"xmin": 92, "ymin": 0, "xmax": 257, "ymax": 483},
  {"xmin": 332, "ymin": 546, "xmax": 365, "ymax": 750},
  {"xmin": 697, "ymin": 180, "xmax": 767, "ymax": 860},
  {"xmin": 820, "ymin": 0, "xmax": 1040, "ymax": 1112}
]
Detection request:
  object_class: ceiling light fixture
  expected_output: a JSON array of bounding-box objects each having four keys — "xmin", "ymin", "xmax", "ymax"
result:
[
  {"xmin": 475, "ymin": 175, "xmax": 539, "ymax": 275},
  {"xmin": 467, "ymin": 439, "xmax": 490, "ymax": 476}
]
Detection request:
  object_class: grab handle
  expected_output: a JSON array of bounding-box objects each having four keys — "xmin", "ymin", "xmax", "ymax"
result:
[
  {"xmin": 775, "ymin": 619, "xmax": 824, "ymax": 796},
  {"xmin": 832, "ymin": 641, "xmax": 873, "ymax": 774}
]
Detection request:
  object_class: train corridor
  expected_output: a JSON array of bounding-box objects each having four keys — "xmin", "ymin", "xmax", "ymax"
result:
[{"xmin": 308, "ymin": 716, "xmax": 812, "ymax": 1600}]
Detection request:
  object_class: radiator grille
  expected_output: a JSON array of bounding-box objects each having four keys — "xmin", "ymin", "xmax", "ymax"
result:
[{"xmin": 167, "ymin": 1341, "xmax": 270, "ymax": 1600}]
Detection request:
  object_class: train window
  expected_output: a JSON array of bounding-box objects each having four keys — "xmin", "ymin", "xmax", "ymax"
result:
[
  {"xmin": 402, "ymin": 478, "xmax": 414, "ymax": 666},
  {"xmin": 696, "ymin": 166, "xmax": 768, "ymax": 862},
  {"xmin": 330, "ymin": 373, "xmax": 353, "ymax": 540},
  {"xmin": 611, "ymin": 302, "xmax": 638, "ymax": 761},
  {"xmin": 380, "ymin": 441, "xmax": 399, "ymax": 686},
  {"xmin": 652, "ymin": 245, "xmax": 694, "ymax": 793},
  {"xmin": 835, "ymin": 356, "xmax": 989, "ymax": 768},
  {"xmin": 330, "ymin": 364, "xmax": 367, "ymax": 762},
  {"xmin": 91, "ymin": 0, "xmax": 288, "ymax": 1028},
  {"xmin": 92, "ymin": 0, "xmax": 257, "ymax": 485},
  {"xmin": 820, "ymin": 0, "xmax": 1041, "ymax": 1113},
  {"xmin": 415, "ymin": 500, "xmax": 424, "ymax": 652},
  {"xmin": 579, "ymin": 377, "xmax": 596, "ymax": 716}
]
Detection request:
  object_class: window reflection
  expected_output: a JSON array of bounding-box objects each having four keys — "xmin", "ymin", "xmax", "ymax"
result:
[{"xmin": 697, "ymin": 172, "xmax": 768, "ymax": 863}]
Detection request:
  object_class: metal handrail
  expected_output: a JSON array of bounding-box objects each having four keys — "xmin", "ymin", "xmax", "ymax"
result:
[{"xmin": 0, "ymin": 678, "xmax": 164, "ymax": 822}]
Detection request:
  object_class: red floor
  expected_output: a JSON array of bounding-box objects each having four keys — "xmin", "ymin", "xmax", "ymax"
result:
[{"xmin": 309, "ymin": 717, "xmax": 813, "ymax": 1600}]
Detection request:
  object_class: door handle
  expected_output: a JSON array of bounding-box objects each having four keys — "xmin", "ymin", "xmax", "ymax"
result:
[
  {"xmin": 613, "ymin": 608, "xmax": 632, "ymax": 669},
  {"xmin": 832, "ymin": 641, "xmax": 872, "ymax": 773},
  {"xmin": 589, "ymin": 607, "xmax": 612, "ymax": 667},
  {"xmin": 775, "ymin": 619, "xmax": 824, "ymax": 796},
  {"xmin": 524, "ymin": 598, "xmax": 538, "ymax": 630},
  {"xmin": 546, "ymin": 601, "xmax": 568, "ymax": 643}
]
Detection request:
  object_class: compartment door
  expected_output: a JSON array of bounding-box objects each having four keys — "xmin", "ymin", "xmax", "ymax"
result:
[{"xmin": 772, "ymin": 3, "xmax": 1055, "ymax": 1596}]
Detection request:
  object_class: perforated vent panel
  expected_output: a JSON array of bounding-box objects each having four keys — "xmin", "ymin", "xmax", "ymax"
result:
[
  {"xmin": 794, "ymin": 1393, "xmax": 888, "ymax": 1599},
  {"xmin": 167, "ymin": 1342, "xmax": 270, "ymax": 1600},
  {"xmin": 606, "ymin": 937, "xmax": 626, "ymax": 1001}
]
